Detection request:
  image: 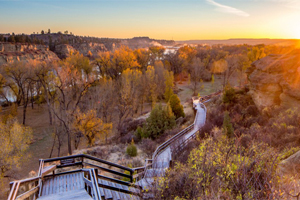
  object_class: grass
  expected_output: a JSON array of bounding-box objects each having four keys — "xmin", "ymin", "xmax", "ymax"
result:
[{"xmin": 176, "ymin": 75, "xmax": 224, "ymax": 103}]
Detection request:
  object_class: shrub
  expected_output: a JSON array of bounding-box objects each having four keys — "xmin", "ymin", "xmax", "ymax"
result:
[
  {"xmin": 140, "ymin": 138, "xmax": 157, "ymax": 157},
  {"xmin": 157, "ymin": 136, "xmax": 282, "ymax": 200},
  {"xmin": 126, "ymin": 140, "xmax": 137, "ymax": 157},
  {"xmin": 222, "ymin": 87, "xmax": 236, "ymax": 104}
]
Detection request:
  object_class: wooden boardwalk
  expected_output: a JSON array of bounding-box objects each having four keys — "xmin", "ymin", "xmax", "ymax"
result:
[
  {"xmin": 41, "ymin": 172, "xmax": 84, "ymax": 196},
  {"xmin": 136, "ymin": 98, "xmax": 207, "ymax": 190},
  {"xmin": 38, "ymin": 189, "xmax": 92, "ymax": 200}
]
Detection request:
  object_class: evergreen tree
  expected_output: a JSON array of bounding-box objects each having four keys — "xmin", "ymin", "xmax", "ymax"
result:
[
  {"xmin": 223, "ymin": 111, "xmax": 234, "ymax": 138},
  {"xmin": 169, "ymin": 94, "xmax": 185, "ymax": 119},
  {"xmin": 144, "ymin": 104, "xmax": 175, "ymax": 139}
]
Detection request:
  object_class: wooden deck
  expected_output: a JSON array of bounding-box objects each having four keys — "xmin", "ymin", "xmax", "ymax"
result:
[
  {"xmin": 38, "ymin": 189, "xmax": 92, "ymax": 200},
  {"xmin": 41, "ymin": 172, "xmax": 85, "ymax": 196}
]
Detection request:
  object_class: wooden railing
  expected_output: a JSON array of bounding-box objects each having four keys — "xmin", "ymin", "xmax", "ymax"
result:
[
  {"xmin": 83, "ymin": 168, "xmax": 101, "ymax": 200},
  {"xmin": 8, "ymin": 154, "xmax": 141, "ymax": 200},
  {"xmin": 41, "ymin": 154, "xmax": 135, "ymax": 182},
  {"xmin": 137, "ymin": 124, "xmax": 195, "ymax": 179},
  {"xmin": 152, "ymin": 124, "xmax": 195, "ymax": 161},
  {"xmin": 8, "ymin": 177, "xmax": 40, "ymax": 200},
  {"xmin": 171, "ymin": 129, "xmax": 199, "ymax": 160}
]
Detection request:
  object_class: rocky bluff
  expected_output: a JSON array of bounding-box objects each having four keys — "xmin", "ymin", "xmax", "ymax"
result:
[
  {"xmin": 0, "ymin": 43, "xmax": 59, "ymax": 66},
  {"xmin": 246, "ymin": 50, "xmax": 300, "ymax": 110}
]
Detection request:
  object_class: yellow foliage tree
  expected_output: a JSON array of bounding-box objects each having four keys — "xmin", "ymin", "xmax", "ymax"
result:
[
  {"xmin": 0, "ymin": 117, "xmax": 32, "ymax": 183},
  {"xmin": 164, "ymin": 70, "xmax": 174, "ymax": 102},
  {"xmin": 145, "ymin": 66, "xmax": 158, "ymax": 108},
  {"xmin": 73, "ymin": 109, "xmax": 112, "ymax": 146}
]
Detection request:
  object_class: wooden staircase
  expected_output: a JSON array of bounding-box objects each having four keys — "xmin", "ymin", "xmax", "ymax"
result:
[{"xmin": 8, "ymin": 155, "xmax": 142, "ymax": 200}]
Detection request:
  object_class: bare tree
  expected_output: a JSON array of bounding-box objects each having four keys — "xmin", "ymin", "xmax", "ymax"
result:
[{"xmin": 51, "ymin": 57, "xmax": 97, "ymax": 155}]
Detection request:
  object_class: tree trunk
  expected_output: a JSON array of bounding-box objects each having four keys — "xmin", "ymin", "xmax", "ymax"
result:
[
  {"xmin": 49, "ymin": 134, "xmax": 56, "ymax": 158},
  {"xmin": 47, "ymin": 103, "xmax": 53, "ymax": 125},
  {"xmin": 67, "ymin": 131, "xmax": 72, "ymax": 155},
  {"xmin": 30, "ymin": 86, "xmax": 34, "ymax": 109},
  {"xmin": 23, "ymin": 103, "xmax": 27, "ymax": 125}
]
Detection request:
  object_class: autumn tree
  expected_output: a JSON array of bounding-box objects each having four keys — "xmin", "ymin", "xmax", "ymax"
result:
[
  {"xmin": 95, "ymin": 51, "xmax": 112, "ymax": 78},
  {"xmin": 33, "ymin": 61, "xmax": 57, "ymax": 125},
  {"xmin": 0, "ymin": 116, "xmax": 32, "ymax": 184},
  {"xmin": 154, "ymin": 61, "xmax": 167, "ymax": 99},
  {"xmin": 178, "ymin": 46, "xmax": 197, "ymax": 68},
  {"xmin": 177, "ymin": 46, "xmax": 197, "ymax": 81},
  {"xmin": 247, "ymin": 46, "xmax": 266, "ymax": 62},
  {"xmin": 134, "ymin": 48, "xmax": 150, "ymax": 72},
  {"xmin": 73, "ymin": 109, "xmax": 112, "ymax": 147},
  {"xmin": 51, "ymin": 54, "xmax": 97, "ymax": 155},
  {"xmin": 0, "ymin": 74, "xmax": 8, "ymax": 104},
  {"xmin": 89, "ymin": 78, "xmax": 115, "ymax": 123},
  {"xmin": 164, "ymin": 52, "xmax": 184, "ymax": 75},
  {"xmin": 149, "ymin": 46, "xmax": 166, "ymax": 66},
  {"xmin": 189, "ymin": 58, "xmax": 205, "ymax": 95},
  {"xmin": 116, "ymin": 68, "xmax": 142, "ymax": 134},
  {"xmin": 223, "ymin": 55, "xmax": 239, "ymax": 88},
  {"xmin": 95, "ymin": 46, "xmax": 139, "ymax": 79},
  {"xmin": 236, "ymin": 54, "xmax": 250, "ymax": 87},
  {"xmin": 111, "ymin": 46, "xmax": 139, "ymax": 78},
  {"xmin": 2, "ymin": 62, "xmax": 35, "ymax": 124},
  {"xmin": 145, "ymin": 66, "xmax": 158, "ymax": 108},
  {"xmin": 211, "ymin": 59, "xmax": 227, "ymax": 74},
  {"xmin": 164, "ymin": 69, "xmax": 174, "ymax": 102}
]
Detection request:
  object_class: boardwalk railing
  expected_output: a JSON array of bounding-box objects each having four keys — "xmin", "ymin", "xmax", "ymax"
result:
[
  {"xmin": 8, "ymin": 154, "xmax": 141, "ymax": 200},
  {"xmin": 152, "ymin": 124, "xmax": 195, "ymax": 161},
  {"xmin": 82, "ymin": 168, "xmax": 101, "ymax": 200}
]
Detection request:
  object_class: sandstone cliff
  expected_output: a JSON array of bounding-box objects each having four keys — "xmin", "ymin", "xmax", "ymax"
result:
[
  {"xmin": 54, "ymin": 43, "xmax": 107, "ymax": 59},
  {"xmin": 0, "ymin": 43, "xmax": 59, "ymax": 66},
  {"xmin": 246, "ymin": 50, "xmax": 300, "ymax": 110}
]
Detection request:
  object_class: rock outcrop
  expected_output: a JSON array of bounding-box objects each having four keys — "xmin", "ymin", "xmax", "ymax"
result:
[
  {"xmin": 54, "ymin": 43, "xmax": 107, "ymax": 59},
  {"xmin": 278, "ymin": 150, "xmax": 300, "ymax": 177},
  {"xmin": 0, "ymin": 43, "xmax": 59, "ymax": 66},
  {"xmin": 246, "ymin": 50, "xmax": 300, "ymax": 110}
]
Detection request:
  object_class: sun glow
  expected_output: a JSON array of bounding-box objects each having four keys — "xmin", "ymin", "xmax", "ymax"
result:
[{"xmin": 277, "ymin": 13, "xmax": 300, "ymax": 39}]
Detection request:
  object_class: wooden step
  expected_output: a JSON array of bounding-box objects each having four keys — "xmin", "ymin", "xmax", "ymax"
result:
[
  {"xmin": 41, "ymin": 172, "xmax": 84, "ymax": 196},
  {"xmin": 38, "ymin": 188, "xmax": 92, "ymax": 200}
]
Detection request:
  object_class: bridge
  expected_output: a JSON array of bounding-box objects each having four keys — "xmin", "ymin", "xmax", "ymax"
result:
[{"xmin": 8, "ymin": 95, "xmax": 212, "ymax": 200}]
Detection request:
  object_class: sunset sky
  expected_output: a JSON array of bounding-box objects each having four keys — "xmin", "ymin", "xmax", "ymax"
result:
[{"xmin": 1, "ymin": 0, "xmax": 300, "ymax": 40}]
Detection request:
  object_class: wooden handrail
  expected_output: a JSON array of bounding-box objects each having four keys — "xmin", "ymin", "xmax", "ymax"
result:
[
  {"xmin": 82, "ymin": 168, "xmax": 101, "ymax": 200},
  {"xmin": 84, "ymin": 162, "xmax": 132, "ymax": 180},
  {"xmin": 8, "ymin": 154, "xmax": 137, "ymax": 200},
  {"xmin": 42, "ymin": 154, "xmax": 134, "ymax": 172},
  {"xmin": 152, "ymin": 124, "xmax": 194, "ymax": 160},
  {"xmin": 15, "ymin": 186, "xmax": 39, "ymax": 200}
]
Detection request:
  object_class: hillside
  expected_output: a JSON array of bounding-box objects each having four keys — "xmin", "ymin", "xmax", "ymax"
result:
[
  {"xmin": 177, "ymin": 39, "xmax": 300, "ymax": 46},
  {"xmin": 0, "ymin": 42, "xmax": 59, "ymax": 66}
]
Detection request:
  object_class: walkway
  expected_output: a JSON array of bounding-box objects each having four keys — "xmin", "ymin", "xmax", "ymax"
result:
[{"xmin": 137, "ymin": 98, "xmax": 207, "ymax": 189}]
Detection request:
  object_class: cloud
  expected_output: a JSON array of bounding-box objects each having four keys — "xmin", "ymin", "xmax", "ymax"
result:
[{"xmin": 206, "ymin": 0, "xmax": 250, "ymax": 17}]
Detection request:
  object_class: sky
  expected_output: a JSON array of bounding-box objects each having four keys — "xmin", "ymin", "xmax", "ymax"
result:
[{"xmin": 1, "ymin": 0, "xmax": 300, "ymax": 40}]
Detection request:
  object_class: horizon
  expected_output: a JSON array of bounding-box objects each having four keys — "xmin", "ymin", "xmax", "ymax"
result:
[
  {"xmin": 1, "ymin": 32, "xmax": 299, "ymax": 42},
  {"xmin": 1, "ymin": 0, "xmax": 300, "ymax": 40}
]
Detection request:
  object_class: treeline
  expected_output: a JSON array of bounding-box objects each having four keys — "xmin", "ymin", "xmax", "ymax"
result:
[{"xmin": 0, "ymin": 33, "xmax": 45, "ymax": 45}]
